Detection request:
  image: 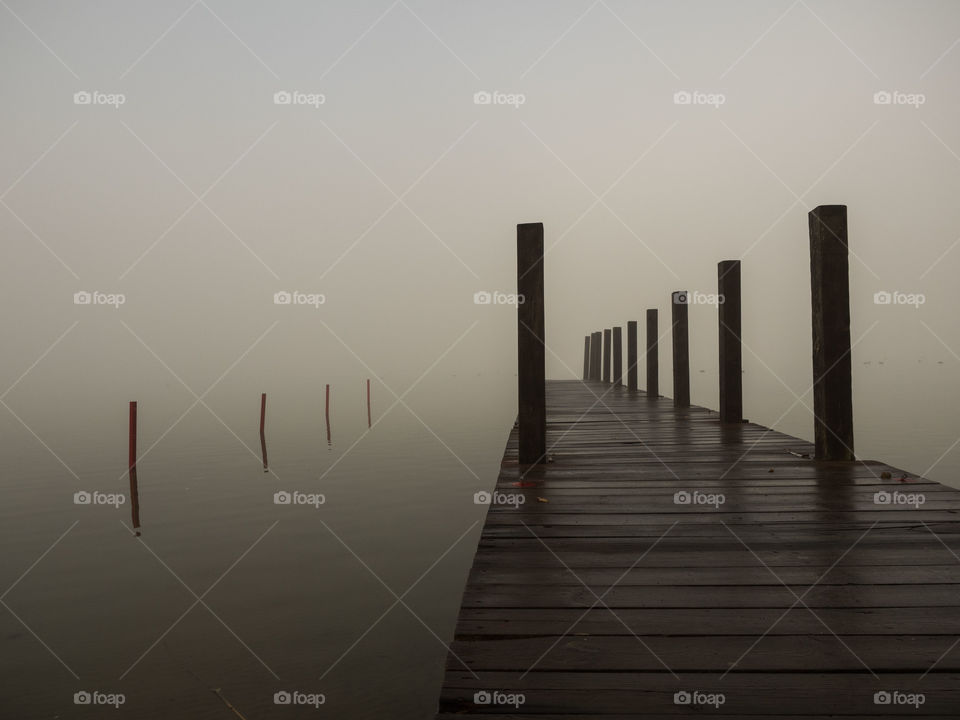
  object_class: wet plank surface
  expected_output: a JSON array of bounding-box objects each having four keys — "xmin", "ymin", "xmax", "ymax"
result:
[{"xmin": 435, "ymin": 380, "xmax": 960, "ymax": 717}]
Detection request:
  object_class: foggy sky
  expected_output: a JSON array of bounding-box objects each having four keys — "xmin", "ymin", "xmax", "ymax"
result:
[{"xmin": 3, "ymin": 0, "xmax": 960, "ymax": 478}]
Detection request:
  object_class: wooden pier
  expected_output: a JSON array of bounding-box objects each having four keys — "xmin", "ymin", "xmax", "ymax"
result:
[{"xmin": 435, "ymin": 382, "xmax": 960, "ymax": 717}]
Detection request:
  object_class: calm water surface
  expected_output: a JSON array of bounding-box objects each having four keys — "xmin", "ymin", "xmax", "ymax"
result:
[{"xmin": 2, "ymin": 360, "xmax": 958, "ymax": 718}]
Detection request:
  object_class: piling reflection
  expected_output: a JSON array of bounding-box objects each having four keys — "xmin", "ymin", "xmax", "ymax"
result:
[
  {"xmin": 259, "ymin": 392, "xmax": 269, "ymax": 471},
  {"xmin": 128, "ymin": 401, "xmax": 141, "ymax": 535},
  {"xmin": 325, "ymin": 383, "xmax": 332, "ymax": 447},
  {"xmin": 260, "ymin": 428, "xmax": 269, "ymax": 472},
  {"xmin": 128, "ymin": 466, "xmax": 141, "ymax": 536}
]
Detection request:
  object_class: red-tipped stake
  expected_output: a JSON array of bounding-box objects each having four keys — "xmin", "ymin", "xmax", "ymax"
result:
[{"xmin": 128, "ymin": 401, "xmax": 137, "ymax": 472}]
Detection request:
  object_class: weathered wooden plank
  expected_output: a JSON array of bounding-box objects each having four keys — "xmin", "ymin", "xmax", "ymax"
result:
[{"xmin": 435, "ymin": 381, "xmax": 960, "ymax": 717}]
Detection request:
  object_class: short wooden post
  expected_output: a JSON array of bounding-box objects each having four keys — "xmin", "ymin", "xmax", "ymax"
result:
[
  {"xmin": 627, "ymin": 321, "xmax": 638, "ymax": 391},
  {"xmin": 602, "ymin": 329, "xmax": 612, "ymax": 383},
  {"xmin": 517, "ymin": 222, "xmax": 546, "ymax": 464},
  {"xmin": 718, "ymin": 261, "xmax": 743, "ymax": 422},
  {"xmin": 612, "ymin": 327, "xmax": 623, "ymax": 386},
  {"xmin": 809, "ymin": 205, "xmax": 854, "ymax": 460},
  {"xmin": 646, "ymin": 310, "xmax": 658, "ymax": 396},
  {"xmin": 582, "ymin": 336, "xmax": 590, "ymax": 380},
  {"xmin": 366, "ymin": 379, "xmax": 372, "ymax": 428},
  {"xmin": 671, "ymin": 292, "xmax": 690, "ymax": 407}
]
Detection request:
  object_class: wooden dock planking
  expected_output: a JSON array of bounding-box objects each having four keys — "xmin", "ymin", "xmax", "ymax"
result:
[{"xmin": 436, "ymin": 380, "xmax": 960, "ymax": 717}]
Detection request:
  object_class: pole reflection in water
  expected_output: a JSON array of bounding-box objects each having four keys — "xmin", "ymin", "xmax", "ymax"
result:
[
  {"xmin": 260, "ymin": 392, "xmax": 268, "ymax": 472},
  {"xmin": 325, "ymin": 384, "xmax": 332, "ymax": 447},
  {"xmin": 128, "ymin": 401, "xmax": 141, "ymax": 536}
]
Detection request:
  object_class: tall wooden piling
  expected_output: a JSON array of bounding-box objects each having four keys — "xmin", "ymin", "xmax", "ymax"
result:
[
  {"xmin": 612, "ymin": 327, "xmax": 623, "ymax": 386},
  {"xmin": 591, "ymin": 331, "xmax": 602, "ymax": 381},
  {"xmin": 627, "ymin": 321, "xmax": 638, "ymax": 391},
  {"xmin": 646, "ymin": 309, "xmax": 658, "ymax": 396},
  {"xmin": 718, "ymin": 261, "xmax": 743, "ymax": 422},
  {"xmin": 517, "ymin": 222, "xmax": 546, "ymax": 464},
  {"xmin": 809, "ymin": 205, "xmax": 854, "ymax": 461},
  {"xmin": 582, "ymin": 336, "xmax": 590, "ymax": 381},
  {"xmin": 259, "ymin": 392, "xmax": 266, "ymax": 434},
  {"xmin": 671, "ymin": 292, "xmax": 690, "ymax": 407},
  {"xmin": 602, "ymin": 329, "xmax": 612, "ymax": 383}
]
